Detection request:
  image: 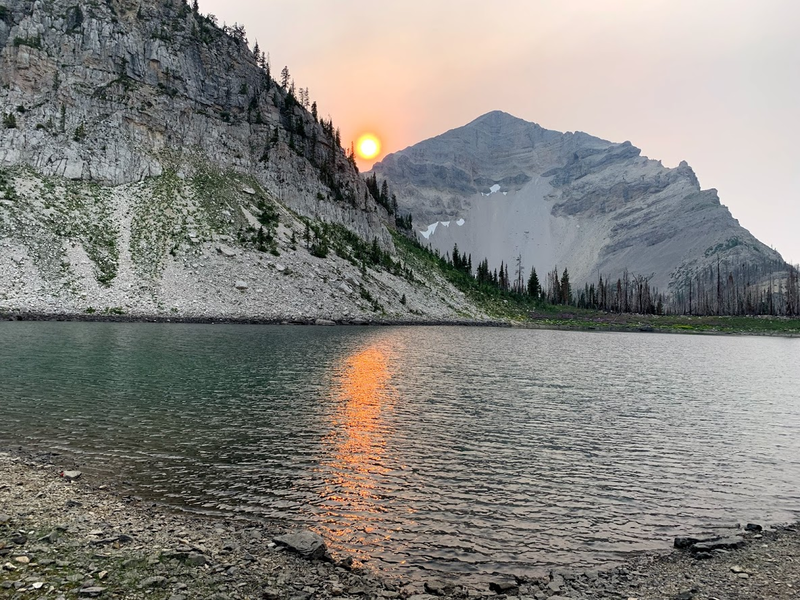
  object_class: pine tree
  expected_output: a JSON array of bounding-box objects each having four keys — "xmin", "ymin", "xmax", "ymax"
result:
[
  {"xmin": 560, "ymin": 268, "xmax": 572, "ymax": 305},
  {"xmin": 527, "ymin": 267, "xmax": 540, "ymax": 298},
  {"xmin": 280, "ymin": 66, "xmax": 290, "ymax": 89}
]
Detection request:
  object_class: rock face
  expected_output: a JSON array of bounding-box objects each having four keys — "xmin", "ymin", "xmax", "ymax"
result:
[
  {"xmin": 371, "ymin": 110, "xmax": 786, "ymax": 296},
  {"xmin": 0, "ymin": 0, "xmax": 485, "ymax": 322}
]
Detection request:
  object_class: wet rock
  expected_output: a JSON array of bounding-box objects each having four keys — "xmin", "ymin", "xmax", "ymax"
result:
[
  {"xmin": 674, "ymin": 536, "xmax": 701, "ymax": 549},
  {"xmin": 65, "ymin": 499, "xmax": 83, "ymax": 508},
  {"xmin": 273, "ymin": 529, "xmax": 328, "ymax": 560},
  {"xmin": 745, "ymin": 523, "xmax": 763, "ymax": 532},
  {"xmin": 690, "ymin": 537, "xmax": 746, "ymax": 553},
  {"xmin": 78, "ymin": 588, "xmax": 106, "ymax": 597},
  {"xmin": 489, "ymin": 579, "xmax": 519, "ymax": 594},
  {"xmin": 10, "ymin": 534, "xmax": 27, "ymax": 545},
  {"xmin": 336, "ymin": 556, "xmax": 354, "ymax": 570},
  {"xmin": 674, "ymin": 589, "xmax": 698, "ymax": 600},
  {"xmin": 61, "ymin": 470, "xmax": 82, "ymax": 480},
  {"xmin": 424, "ymin": 580, "xmax": 454, "ymax": 595}
]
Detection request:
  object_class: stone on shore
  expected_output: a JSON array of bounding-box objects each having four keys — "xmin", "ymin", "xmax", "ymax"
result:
[
  {"xmin": 690, "ymin": 537, "xmax": 746, "ymax": 553},
  {"xmin": 488, "ymin": 579, "xmax": 519, "ymax": 594},
  {"xmin": 61, "ymin": 470, "xmax": 82, "ymax": 481},
  {"xmin": 273, "ymin": 529, "xmax": 328, "ymax": 560}
]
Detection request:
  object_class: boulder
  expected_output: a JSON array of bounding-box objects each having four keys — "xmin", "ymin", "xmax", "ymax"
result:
[
  {"xmin": 61, "ymin": 470, "xmax": 82, "ymax": 481},
  {"xmin": 488, "ymin": 579, "xmax": 519, "ymax": 594},
  {"xmin": 314, "ymin": 319, "xmax": 336, "ymax": 326},
  {"xmin": 273, "ymin": 530, "xmax": 327, "ymax": 560},
  {"xmin": 234, "ymin": 280, "xmax": 249, "ymax": 290}
]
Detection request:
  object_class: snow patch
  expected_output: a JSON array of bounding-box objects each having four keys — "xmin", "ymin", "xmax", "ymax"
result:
[
  {"xmin": 419, "ymin": 222, "xmax": 439, "ymax": 240},
  {"xmin": 456, "ymin": 218, "xmax": 465, "ymax": 226},
  {"xmin": 441, "ymin": 221, "xmax": 450, "ymax": 227},
  {"xmin": 481, "ymin": 184, "xmax": 502, "ymax": 196}
]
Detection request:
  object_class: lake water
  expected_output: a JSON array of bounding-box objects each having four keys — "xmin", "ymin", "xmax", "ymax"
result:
[{"xmin": 1, "ymin": 322, "xmax": 799, "ymax": 582}]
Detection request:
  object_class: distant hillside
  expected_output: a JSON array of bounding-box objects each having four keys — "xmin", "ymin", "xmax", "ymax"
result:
[
  {"xmin": 371, "ymin": 111, "xmax": 789, "ymax": 309},
  {"xmin": 0, "ymin": 0, "xmax": 484, "ymax": 321}
]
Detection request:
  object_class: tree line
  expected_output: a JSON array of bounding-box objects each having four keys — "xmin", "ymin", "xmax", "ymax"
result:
[{"xmin": 431, "ymin": 242, "xmax": 800, "ymax": 317}]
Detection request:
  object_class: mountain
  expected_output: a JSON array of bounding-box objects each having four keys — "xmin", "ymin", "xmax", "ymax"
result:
[
  {"xmin": 0, "ymin": 0, "xmax": 481, "ymax": 321},
  {"xmin": 370, "ymin": 111, "xmax": 786, "ymax": 299}
]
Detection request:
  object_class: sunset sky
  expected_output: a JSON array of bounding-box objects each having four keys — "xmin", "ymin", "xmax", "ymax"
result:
[{"xmin": 201, "ymin": 0, "xmax": 800, "ymax": 263}]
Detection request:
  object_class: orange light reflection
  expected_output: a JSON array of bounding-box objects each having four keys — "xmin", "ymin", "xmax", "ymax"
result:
[{"xmin": 318, "ymin": 343, "xmax": 398, "ymax": 564}]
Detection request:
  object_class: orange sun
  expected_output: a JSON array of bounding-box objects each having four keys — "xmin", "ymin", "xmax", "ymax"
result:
[{"xmin": 356, "ymin": 134, "xmax": 381, "ymax": 160}]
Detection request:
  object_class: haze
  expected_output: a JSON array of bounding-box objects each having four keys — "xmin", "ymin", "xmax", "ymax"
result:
[{"xmin": 200, "ymin": 0, "xmax": 800, "ymax": 264}]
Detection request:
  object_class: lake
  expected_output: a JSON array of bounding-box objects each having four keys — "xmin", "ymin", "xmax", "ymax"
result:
[{"xmin": 1, "ymin": 322, "xmax": 798, "ymax": 582}]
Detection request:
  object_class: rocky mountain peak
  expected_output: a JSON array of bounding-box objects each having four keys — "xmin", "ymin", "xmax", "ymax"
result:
[{"xmin": 370, "ymin": 111, "xmax": 786, "ymax": 296}]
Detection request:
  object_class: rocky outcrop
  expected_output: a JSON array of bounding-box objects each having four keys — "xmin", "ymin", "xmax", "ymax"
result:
[
  {"xmin": 371, "ymin": 111, "xmax": 787, "ymax": 296},
  {"xmin": 0, "ymin": 0, "xmax": 486, "ymax": 321}
]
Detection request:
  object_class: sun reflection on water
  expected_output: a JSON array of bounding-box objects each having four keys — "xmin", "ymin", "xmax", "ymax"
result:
[{"xmin": 318, "ymin": 341, "xmax": 400, "ymax": 562}]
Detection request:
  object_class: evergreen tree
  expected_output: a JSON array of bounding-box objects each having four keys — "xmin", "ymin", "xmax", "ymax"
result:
[
  {"xmin": 527, "ymin": 267, "xmax": 540, "ymax": 298},
  {"xmin": 280, "ymin": 66, "xmax": 290, "ymax": 88},
  {"xmin": 560, "ymin": 268, "xmax": 572, "ymax": 305}
]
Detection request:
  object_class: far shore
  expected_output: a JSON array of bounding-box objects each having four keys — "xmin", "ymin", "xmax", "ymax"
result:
[
  {"xmin": 1, "ymin": 447, "xmax": 799, "ymax": 599},
  {"xmin": 2, "ymin": 308, "xmax": 800, "ymax": 337}
]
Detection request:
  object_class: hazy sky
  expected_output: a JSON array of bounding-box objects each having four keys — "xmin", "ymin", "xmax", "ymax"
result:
[{"xmin": 202, "ymin": 0, "xmax": 800, "ymax": 263}]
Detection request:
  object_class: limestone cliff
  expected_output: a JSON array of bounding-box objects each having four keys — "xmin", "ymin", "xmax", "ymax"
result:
[{"xmin": 0, "ymin": 0, "xmax": 482, "ymax": 321}]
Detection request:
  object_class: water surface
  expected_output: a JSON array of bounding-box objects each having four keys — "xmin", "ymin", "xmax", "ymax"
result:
[{"xmin": 1, "ymin": 322, "xmax": 798, "ymax": 581}]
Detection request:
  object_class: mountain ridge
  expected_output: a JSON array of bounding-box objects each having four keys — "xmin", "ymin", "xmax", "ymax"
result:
[{"xmin": 370, "ymin": 110, "xmax": 786, "ymax": 299}]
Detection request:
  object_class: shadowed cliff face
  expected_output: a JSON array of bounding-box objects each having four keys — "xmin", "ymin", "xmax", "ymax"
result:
[
  {"xmin": 371, "ymin": 111, "xmax": 786, "ymax": 295},
  {"xmin": 0, "ymin": 0, "xmax": 390, "ymax": 243}
]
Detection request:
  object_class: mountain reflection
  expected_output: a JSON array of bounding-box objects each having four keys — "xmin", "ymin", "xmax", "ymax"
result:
[{"xmin": 318, "ymin": 342, "xmax": 398, "ymax": 561}]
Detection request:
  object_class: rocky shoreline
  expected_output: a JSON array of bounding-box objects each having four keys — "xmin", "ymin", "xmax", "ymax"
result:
[
  {"xmin": 2, "ymin": 450, "xmax": 798, "ymax": 600},
  {"xmin": 0, "ymin": 309, "xmax": 506, "ymax": 328}
]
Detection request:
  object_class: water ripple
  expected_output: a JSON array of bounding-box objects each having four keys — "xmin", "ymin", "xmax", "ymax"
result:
[{"xmin": 0, "ymin": 322, "xmax": 799, "ymax": 583}]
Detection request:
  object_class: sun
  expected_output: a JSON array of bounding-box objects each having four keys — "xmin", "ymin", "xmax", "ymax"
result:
[{"xmin": 356, "ymin": 134, "xmax": 381, "ymax": 160}]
